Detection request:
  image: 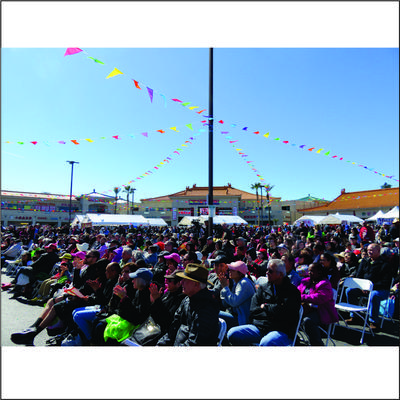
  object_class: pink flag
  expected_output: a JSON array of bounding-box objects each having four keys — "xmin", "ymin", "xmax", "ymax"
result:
[
  {"xmin": 112, "ymin": 135, "xmax": 119, "ymax": 139},
  {"xmin": 30, "ymin": 141, "xmax": 38, "ymax": 145},
  {"xmin": 64, "ymin": 48, "xmax": 82, "ymax": 56},
  {"xmin": 141, "ymin": 132, "xmax": 148, "ymax": 138},
  {"xmin": 172, "ymin": 98, "xmax": 182, "ymax": 102},
  {"xmin": 58, "ymin": 141, "xmax": 66, "ymax": 144},
  {"xmin": 147, "ymin": 87, "xmax": 153, "ymax": 102}
]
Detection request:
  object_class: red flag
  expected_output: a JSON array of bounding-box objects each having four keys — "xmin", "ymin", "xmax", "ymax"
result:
[
  {"xmin": 196, "ymin": 109, "xmax": 206, "ymax": 114},
  {"xmin": 112, "ymin": 135, "xmax": 119, "ymax": 139},
  {"xmin": 71, "ymin": 140, "xmax": 80, "ymax": 145},
  {"xmin": 218, "ymin": 120, "xmax": 224, "ymax": 124},
  {"xmin": 156, "ymin": 130, "xmax": 165, "ymax": 133},
  {"xmin": 133, "ymin": 80, "xmax": 141, "ymax": 89},
  {"xmin": 30, "ymin": 141, "xmax": 38, "ymax": 145},
  {"xmin": 308, "ymin": 147, "xmax": 315, "ymax": 151}
]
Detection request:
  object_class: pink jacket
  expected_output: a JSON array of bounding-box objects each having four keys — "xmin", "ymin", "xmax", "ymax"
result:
[{"xmin": 297, "ymin": 278, "xmax": 339, "ymax": 325}]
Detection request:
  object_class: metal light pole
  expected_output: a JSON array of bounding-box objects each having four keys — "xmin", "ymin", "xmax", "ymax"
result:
[
  {"xmin": 208, "ymin": 47, "xmax": 214, "ymax": 237},
  {"xmin": 260, "ymin": 186, "xmax": 264, "ymax": 226},
  {"xmin": 66, "ymin": 161, "xmax": 79, "ymax": 226},
  {"xmin": 131, "ymin": 188, "xmax": 136, "ymax": 214},
  {"xmin": 267, "ymin": 191, "xmax": 271, "ymax": 226}
]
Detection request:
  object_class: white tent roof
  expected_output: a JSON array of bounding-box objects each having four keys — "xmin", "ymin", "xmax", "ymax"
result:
[
  {"xmin": 333, "ymin": 212, "xmax": 364, "ymax": 223},
  {"xmin": 146, "ymin": 218, "xmax": 168, "ymax": 227},
  {"xmin": 293, "ymin": 215, "xmax": 325, "ymax": 226},
  {"xmin": 366, "ymin": 210, "xmax": 385, "ymax": 221},
  {"xmin": 377, "ymin": 206, "xmax": 399, "ymax": 224},
  {"xmin": 71, "ymin": 214, "xmax": 85, "ymax": 226},
  {"xmin": 82, "ymin": 213, "xmax": 149, "ymax": 227},
  {"xmin": 178, "ymin": 215, "xmax": 248, "ymax": 226}
]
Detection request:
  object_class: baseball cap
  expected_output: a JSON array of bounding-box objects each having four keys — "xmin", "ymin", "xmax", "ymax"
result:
[
  {"xmin": 129, "ymin": 268, "xmax": 153, "ymax": 283},
  {"xmin": 71, "ymin": 251, "xmax": 86, "ymax": 260},
  {"xmin": 164, "ymin": 253, "xmax": 181, "ymax": 264},
  {"xmin": 227, "ymin": 260, "xmax": 248, "ymax": 275}
]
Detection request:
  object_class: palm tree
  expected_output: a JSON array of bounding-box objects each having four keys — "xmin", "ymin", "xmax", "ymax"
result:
[
  {"xmin": 381, "ymin": 182, "xmax": 392, "ymax": 189},
  {"xmin": 264, "ymin": 183, "xmax": 275, "ymax": 226},
  {"xmin": 251, "ymin": 183, "xmax": 262, "ymax": 225},
  {"xmin": 113, "ymin": 186, "xmax": 121, "ymax": 214},
  {"xmin": 123, "ymin": 185, "xmax": 135, "ymax": 215}
]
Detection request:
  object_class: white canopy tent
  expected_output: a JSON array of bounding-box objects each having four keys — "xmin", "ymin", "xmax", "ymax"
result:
[
  {"xmin": 81, "ymin": 213, "xmax": 149, "ymax": 227},
  {"xmin": 333, "ymin": 212, "xmax": 364, "ymax": 224},
  {"xmin": 293, "ymin": 215, "xmax": 325, "ymax": 226},
  {"xmin": 71, "ymin": 214, "xmax": 85, "ymax": 227},
  {"xmin": 319, "ymin": 213, "xmax": 363, "ymax": 225},
  {"xmin": 146, "ymin": 218, "xmax": 168, "ymax": 227},
  {"xmin": 178, "ymin": 215, "xmax": 248, "ymax": 226},
  {"xmin": 377, "ymin": 206, "xmax": 399, "ymax": 225},
  {"xmin": 366, "ymin": 210, "xmax": 385, "ymax": 221}
]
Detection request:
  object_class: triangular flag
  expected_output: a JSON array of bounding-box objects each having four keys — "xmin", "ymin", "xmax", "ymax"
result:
[
  {"xmin": 146, "ymin": 87, "xmax": 153, "ymax": 102},
  {"xmin": 87, "ymin": 57, "xmax": 104, "ymax": 64},
  {"xmin": 64, "ymin": 48, "xmax": 82, "ymax": 56},
  {"xmin": 133, "ymin": 80, "xmax": 141, "ymax": 89},
  {"xmin": 112, "ymin": 135, "xmax": 119, "ymax": 139},
  {"xmin": 106, "ymin": 68, "xmax": 123, "ymax": 79},
  {"xmin": 71, "ymin": 140, "xmax": 80, "ymax": 145},
  {"xmin": 160, "ymin": 94, "xmax": 167, "ymax": 107},
  {"xmin": 263, "ymin": 132, "xmax": 269, "ymax": 138},
  {"xmin": 173, "ymin": 151, "xmax": 180, "ymax": 155},
  {"xmin": 156, "ymin": 130, "xmax": 165, "ymax": 133},
  {"xmin": 85, "ymin": 139, "xmax": 94, "ymax": 142},
  {"xmin": 185, "ymin": 124, "xmax": 193, "ymax": 130},
  {"xmin": 316, "ymin": 148, "xmax": 323, "ymax": 153},
  {"xmin": 299, "ymin": 145, "xmax": 305, "ymax": 148},
  {"xmin": 274, "ymin": 138, "xmax": 280, "ymax": 141},
  {"xmin": 170, "ymin": 127, "xmax": 179, "ymax": 132},
  {"xmin": 218, "ymin": 120, "xmax": 224, "ymax": 124},
  {"xmin": 283, "ymin": 141, "xmax": 289, "ymax": 144},
  {"xmin": 181, "ymin": 102, "xmax": 191, "ymax": 106},
  {"xmin": 30, "ymin": 141, "xmax": 38, "ymax": 145},
  {"xmin": 141, "ymin": 132, "xmax": 148, "ymax": 138},
  {"xmin": 229, "ymin": 140, "xmax": 238, "ymax": 143},
  {"xmin": 221, "ymin": 131, "xmax": 229, "ymax": 134},
  {"xmin": 308, "ymin": 147, "xmax": 315, "ymax": 151},
  {"xmin": 196, "ymin": 109, "xmax": 206, "ymax": 114},
  {"xmin": 17, "ymin": 142, "xmax": 24, "ymax": 144},
  {"xmin": 189, "ymin": 106, "xmax": 199, "ymax": 110},
  {"xmin": 172, "ymin": 99, "xmax": 182, "ymax": 102},
  {"xmin": 242, "ymin": 127, "xmax": 248, "ymax": 131},
  {"xmin": 58, "ymin": 141, "xmax": 66, "ymax": 144},
  {"xmin": 253, "ymin": 131, "xmax": 259, "ymax": 134}
]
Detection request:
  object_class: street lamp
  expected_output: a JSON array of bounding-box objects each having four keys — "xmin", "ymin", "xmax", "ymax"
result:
[{"xmin": 66, "ymin": 161, "xmax": 79, "ymax": 227}]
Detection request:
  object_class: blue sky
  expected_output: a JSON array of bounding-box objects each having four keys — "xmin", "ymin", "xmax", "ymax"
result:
[{"xmin": 3, "ymin": 46, "xmax": 398, "ymax": 202}]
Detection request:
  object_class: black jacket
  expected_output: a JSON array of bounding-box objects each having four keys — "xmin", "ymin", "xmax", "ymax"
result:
[
  {"xmin": 150, "ymin": 289, "xmax": 186, "ymax": 333},
  {"xmin": 31, "ymin": 251, "xmax": 60, "ymax": 275},
  {"xmin": 118, "ymin": 286, "xmax": 151, "ymax": 326},
  {"xmin": 249, "ymin": 276, "xmax": 301, "ymax": 339},
  {"xmin": 87, "ymin": 275, "xmax": 119, "ymax": 308},
  {"xmin": 356, "ymin": 256, "xmax": 392, "ymax": 291},
  {"xmin": 157, "ymin": 288, "xmax": 220, "ymax": 346}
]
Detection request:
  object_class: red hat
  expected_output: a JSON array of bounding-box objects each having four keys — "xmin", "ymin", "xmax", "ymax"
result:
[{"xmin": 156, "ymin": 241, "xmax": 165, "ymax": 251}]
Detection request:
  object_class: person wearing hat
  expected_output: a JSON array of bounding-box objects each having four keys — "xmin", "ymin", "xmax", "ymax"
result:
[
  {"xmin": 150, "ymin": 250, "xmax": 171, "ymax": 288},
  {"xmin": 218, "ymin": 261, "xmax": 256, "ymax": 330},
  {"xmin": 246, "ymin": 248, "xmax": 269, "ymax": 279},
  {"xmin": 207, "ymin": 254, "xmax": 232, "ymax": 306},
  {"xmin": 157, "ymin": 263, "xmax": 220, "ymax": 346},
  {"xmin": 32, "ymin": 253, "xmax": 74, "ymax": 302},
  {"xmin": 227, "ymin": 259, "xmax": 301, "ymax": 346},
  {"xmin": 92, "ymin": 267, "xmax": 153, "ymax": 345},
  {"xmin": 164, "ymin": 253, "xmax": 182, "ymax": 274}
]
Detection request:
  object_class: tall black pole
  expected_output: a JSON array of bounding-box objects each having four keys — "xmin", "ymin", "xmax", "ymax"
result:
[
  {"xmin": 67, "ymin": 160, "xmax": 79, "ymax": 227},
  {"xmin": 208, "ymin": 48, "xmax": 214, "ymax": 236}
]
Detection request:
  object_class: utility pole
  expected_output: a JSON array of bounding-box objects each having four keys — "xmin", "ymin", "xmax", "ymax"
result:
[
  {"xmin": 208, "ymin": 47, "xmax": 214, "ymax": 237},
  {"xmin": 66, "ymin": 161, "xmax": 79, "ymax": 227}
]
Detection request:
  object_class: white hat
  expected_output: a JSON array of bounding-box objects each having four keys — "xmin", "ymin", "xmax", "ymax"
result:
[{"xmin": 76, "ymin": 242, "xmax": 89, "ymax": 252}]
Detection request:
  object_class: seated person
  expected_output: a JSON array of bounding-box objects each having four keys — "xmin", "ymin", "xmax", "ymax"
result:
[
  {"xmin": 157, "ymin": 263, "xmax": 220, "ymax": 346},
  {"xmin": 218, "ymin": 261, "xmax": 256, "ymax": 330},
  {"xmin": 227, "ymin": 259, "xmax": 301, "ymax": 346},
  {"xmin": 92, "ymin": 267, "xmax": 153, "ymax": 345},
  {"xmin": 297, "ymin": 263, "xmax": 339, "ymax": 346},
  {"xmin": 319, "ymin": 252, "xmax": 341, "ymax": 290}
]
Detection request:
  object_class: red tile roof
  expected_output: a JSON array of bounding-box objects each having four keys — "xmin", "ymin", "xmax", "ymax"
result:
[{"xmin": 299, "ymin": 187, "xmax": 399, "ymax": 212}]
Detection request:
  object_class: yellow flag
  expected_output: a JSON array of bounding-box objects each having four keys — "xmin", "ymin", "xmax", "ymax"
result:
[
  {"xmin": 85, "ymin": 139, "xmax": 94, "ymax": 143},
  {"xmin": 316, "ymin": 148, "xmax": 323, "ymax": 153},
  {"xmin": 189, "ymin": 106, "xmax": 199, "ymax": 110},
  {"xmin": 235, "ymin": 148, "xmax": 242, "ymax": 151},
  {"xmin": 106, "ymin": 68, "xmax": 123, "ymax": 79},
  {"xmin": 170, "ymin": 127, "xmax": 179, "ymax": 132},
  {"xmin": 264, "ymin": 132, "xmax": 269, "ymax": 138}
]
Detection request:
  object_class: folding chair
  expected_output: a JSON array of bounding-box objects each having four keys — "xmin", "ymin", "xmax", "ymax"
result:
[
  {"xmin": 332, "ymin": 277, "xmax": 374, "ymax": 344},
  {"xmin": 379, "ymin": 277, "xmax": 396, "ymax": 329},
  {"xmin": 217, "ymin": 318, "xmax": 227, "ymax": 346},
  {"xmin": 292, "ymin": 305, "xmax": 303, "ymax": 346}
]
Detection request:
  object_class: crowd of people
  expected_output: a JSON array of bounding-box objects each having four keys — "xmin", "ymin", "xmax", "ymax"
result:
[{"xmin": 1, "ymin": 217, "xmax": 399, "ymax": 346}]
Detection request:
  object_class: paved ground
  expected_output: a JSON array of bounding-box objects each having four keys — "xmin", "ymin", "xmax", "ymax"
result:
[{"xmin": 1, "ymin": 272, "xmax": 399, "ymax": 347}]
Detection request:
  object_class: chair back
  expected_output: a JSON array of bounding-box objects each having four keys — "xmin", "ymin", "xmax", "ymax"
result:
[
  {"xmin": 292, "ymin": 305, "xmax": 303, "ymax": 346},
  {"xmin": 342, "ymin": 277, "xmax": 373, "ymax": 291},
  {"xmin": 217, "ymin": 318, "xmax": 227, "ymax": 346}
]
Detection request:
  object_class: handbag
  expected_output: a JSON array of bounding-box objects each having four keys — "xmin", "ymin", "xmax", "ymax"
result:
[{"xmin": 127, "ymin": 315, "xmax": 162, "ymax": 346}]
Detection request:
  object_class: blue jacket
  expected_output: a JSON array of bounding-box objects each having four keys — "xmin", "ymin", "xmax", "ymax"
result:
[{"xmin": 220, "ymin": 277, "xmax": 256, "ymax": 325}]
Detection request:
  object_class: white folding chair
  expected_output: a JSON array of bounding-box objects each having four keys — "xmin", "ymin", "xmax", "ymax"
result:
[
  {"xmin": 292, "ymin": 305, "xmax": 303, "ymax": 346},
  {"xmin": 332, "ymin": 277, "xmax": 374, "ymax": 344},
  {"xmin": 217, "ymin": 318, "xmax": 227, "ymax": 346},
  {"xmin": 379, "ymin": 277, "xmax": 396, "ymax": 329}
]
